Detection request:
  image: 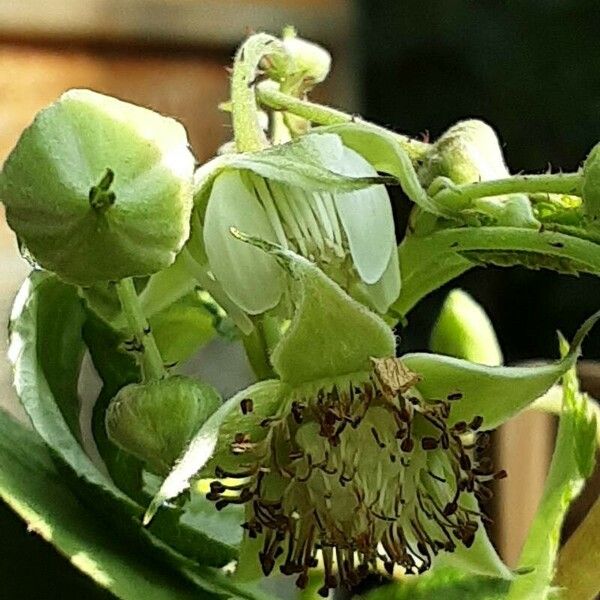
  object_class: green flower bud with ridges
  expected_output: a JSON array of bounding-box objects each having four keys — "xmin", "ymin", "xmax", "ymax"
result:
[
  {"xmin": 106, "ymin": 375, "xmax": 221, "ymax": 476},
  {"xmin": 0, "ymin": 89, "xmax": 195, "ymax": 285}
]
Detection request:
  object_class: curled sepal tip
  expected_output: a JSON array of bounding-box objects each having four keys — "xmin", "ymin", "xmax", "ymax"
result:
[{"xmin": 404, "ymin": 309, "xmax": 600, "ymax": 430}]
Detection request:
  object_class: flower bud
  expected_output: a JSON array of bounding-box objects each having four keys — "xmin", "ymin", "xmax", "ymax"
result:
[
  {"xmin": 0, "ymin": 89, "xmax": 195, "ymax": 285},
  {"xmin": 430, "ymin": 289, "xmax": 503, "ymax": 366},
  {"xmin": 419, "ymin": 119, "xmax": 509, "ymax": 187},
  {"xmin": 264, "ymin": 29, "xmax": 331, "ymax": 90},
  {"xmin": 582, "ymin": 142, "xmax": 600, "ymax": 219},
  {"xmin": 106, "ymin": 375, "xmax": 221, "ymax": 476}
]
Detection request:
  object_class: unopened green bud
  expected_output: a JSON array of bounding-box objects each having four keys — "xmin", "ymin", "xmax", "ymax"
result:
[
  {"xmin": 0, "ymin": 89, "xmax": 195, "ymax": 285},
  {"xmin": 419, "ymin": 119, "xmax": 509, "ymax": 187},
  {"xmin": 430, "ymin": 289, "xmax": 503, "ymax": 366},
  {"xmin": 264, "ymin": 28, "xmax": 331, "ymax": 90},
  {"xmin": 106, "ymin": 375, "xmax": 221, "ymax": 475},
  {"xmin": 582, "ymin": 142, "xmax": 600, "ymax": 219}
]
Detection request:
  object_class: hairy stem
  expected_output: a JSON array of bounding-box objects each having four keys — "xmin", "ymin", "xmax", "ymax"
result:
[
  {"xmin": 256, "ymin": 84, "xmax": 430, "ymax": 163},
  {"xmin": 115, "ymin": 278, "xmax": 166, "ymax": 382},
  {"xmin": 231, "ymin": 33, "xmax": 282, "ymax": 152},
  {"xmin": 433, "ymin": 172, "xmax": 583, "ymax": 210}
]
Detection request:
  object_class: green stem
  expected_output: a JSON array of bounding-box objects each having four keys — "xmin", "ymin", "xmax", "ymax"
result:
[
  {"xmin": 231, "ymin": 33, "xmax": 283, "ymax": 152},
  {"xmin": 115, "ymin": 278, "xmax": 166, "ymax": 382},
  {"xmin": 554, "ymin": 495, "xmax": 600, "ymax": 599},
  {"xmin": 242, "ymin": 318, "xmax": 276, "ymax": 381},
  {"xmin": 256, "ymin": 84, "xmax": 430, "ymax": 163},
  {"xmin": 433, "ymin": 172, "xmax": 583, "ymax": 209}
]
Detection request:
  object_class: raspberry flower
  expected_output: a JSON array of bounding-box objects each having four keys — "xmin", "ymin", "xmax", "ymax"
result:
[{"xmin": 146, "ymin": 237, "xmax": 595, "ymax": 596}]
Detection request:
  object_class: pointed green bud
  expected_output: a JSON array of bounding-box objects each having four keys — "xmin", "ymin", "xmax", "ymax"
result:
[
  {"xmin": 419, "ymin": 119, "xmax": 509, "ymax": 187},
  {"xmin": 0, "ymin": 89, "xmax": 195, "ymax": 285},
  {"xmin": 430, "ymin": 289, "xmax": 503, "ymax": 366},
  {"xmin": 582, "ymin": 142, "xmax": 600, "ymax": 220},
  {"xmin": 106, "ymin": 375, "xmax": 221, "ymax": 476}
]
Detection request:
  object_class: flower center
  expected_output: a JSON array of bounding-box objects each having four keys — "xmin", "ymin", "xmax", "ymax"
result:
[{"xmin": 207, "ymin": 358, "xmax": 505, "ymax": 596}]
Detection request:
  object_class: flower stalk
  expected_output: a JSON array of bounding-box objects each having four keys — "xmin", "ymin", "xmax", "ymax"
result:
[{"xmin": 115, "ymin": 277, "xmax": 166, "ymax": 382}]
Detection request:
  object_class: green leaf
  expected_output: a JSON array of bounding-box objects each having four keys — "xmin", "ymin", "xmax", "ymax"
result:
[
  {"xmin": 364, "ymin": 567, "xmax": 509, "ymax": 600},
  {"xmin": 403, "ymin": 310, "xmax": 600, "ymax": 429},
  {"xmin": 506, "ymin": 338, "xmax": 597, "ymax": 600},
  {"xmin": 395, "ymin": 224, "xmax": 600, "ymax": 318},
  {"xmin": 0, "ymin": 409, "xmax": 212, "ymax": 600},
  {"xmin": 8, "ymin": 271, "xmax": 254, "ymax": 581}
]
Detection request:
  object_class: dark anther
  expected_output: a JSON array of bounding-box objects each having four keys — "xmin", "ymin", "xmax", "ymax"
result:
[
  {"xmin": 447, "ymin": 392, "xmax": 463, "ymax": 401},
  {"xmin": 459, "ymin": 455, "xmax": 471, "ymax": 471},
  {"xmin": 240, "ymin": 398, "xmax": 254, "ymax": 415},
  {"xmin": 291, "ymin": 401, "xmax": 304, "ymax": 423},
  {"xmin": 443, "ymin": 502, "xmax": 457, "ymax": 517},
  {"xmin": 400, "ymin": 437, "xmax": 414, "ymax": 452},
  {"xmin": 421, "ymin": 437, "xmax": 438, "ymax": 450},
  {"xmin": 452, "ymin": 421, "xmax": 468, "ymax": 433},
  {"xmin": 371, "ymin": 427, "xmax": 386, "ymax": 448},
  {"xmin": 493, "ymin": 469, "xmax": 508, "ymax": 480},
  {"xmin": 295, "ymin": 573, "xmax": 309, "ymax": 589},
  {"xmin": 469, "ymin": 415, "xmax": 484, "ymax": 430}
]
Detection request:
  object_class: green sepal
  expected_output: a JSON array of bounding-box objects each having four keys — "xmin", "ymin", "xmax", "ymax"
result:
[
  {"xmin": 403, "ymin": 309, "xmax": 600, "ymax": 429},
  {"xmin": 268, "ymin": 248, "xmax": 396, "ymax": 387},
  {"xmin": 192, "ymin": 132, "xmax": 390, "ymax": 210},
  {"xmin": 149, "ymin": 292, "xmax": 217, "ymax": 366},
  {"xmin": 506, "ymin": 337, "xmax": 597, "ymax": 600},
  {"xmin": 315, "ymin": 121, "xmax": 457, "ymax": 218}
]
